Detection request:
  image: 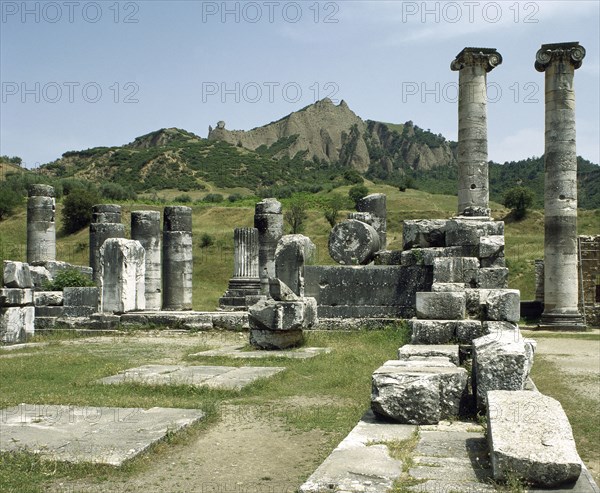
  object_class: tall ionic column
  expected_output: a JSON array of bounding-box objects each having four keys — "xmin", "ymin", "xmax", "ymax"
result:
[
  {"xmin": 27, "ymin": 184, "xmax": 56, "ymax": 263},
  {"xmin": 89, "ymin": 204, "xmax": 125, "ymax": 282},
  {"xmin": 254, "ymin": 199, "xmax": 283, "ymax": 296},
  {"xmin": 451, "ymin": 47, "xmax": 502, "ymax": 217},
  {"xmin": 535, "ymin": 42, "xmax": 586, "ymax": 329},
  {"xmin": 131, "ymin": 211, "xmax": 162, "ymax": 311},
  {"xmin": 219, "ymin": 228, "xmax": 261, "ymax": 310},
  {"xmin": 162, "ymin": 206, "xmax": 193, "ymax": 311}
]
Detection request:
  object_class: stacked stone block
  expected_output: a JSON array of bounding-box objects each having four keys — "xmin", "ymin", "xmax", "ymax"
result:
[
  {"xmin": 254, "ymin": 199, "xmax": 283, "ymax": 296},
  {"xmin": 1, "ymin": 261, "xmax": 35, "ymax": 343}
]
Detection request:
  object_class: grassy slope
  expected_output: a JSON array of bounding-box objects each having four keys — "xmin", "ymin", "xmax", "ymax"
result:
[{"xmin": 1, "ymin": 184, "xmax": 598, "ymax": 309}]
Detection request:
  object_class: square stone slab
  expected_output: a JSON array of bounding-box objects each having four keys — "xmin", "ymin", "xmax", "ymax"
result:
[
  {"xmin": 98, "ymin": 364, "xmax": 285, "ymax": 390},
  {"xmin": 0, "ymin": 404, "xmax": 204, "ymax": 466},
  {"xmin": 190, "ymin": 345, "xmax": 331, "ymax": 360}
]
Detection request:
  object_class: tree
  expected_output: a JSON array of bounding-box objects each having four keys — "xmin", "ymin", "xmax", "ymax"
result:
[
  {"xmin": 348, "ymin": 184, "xmax": 369, "ymax": 209},
  {"xmin": 62, "ymin": 188, "xmax": 100, "ymax": 234},
  {"xmin": 284, "ymin": 198, "xmax": 308, "ymax": 234},
  {"xmin": 503, "ymin": 186, "xmax": 534, "ymax": 220},
  {"xmin": 323, "ymin": 193, "xmax": 345, "ymax": 227},
  {"xmin": 0, "ymin": 183, "xmax": 23, "ymax": 220}
]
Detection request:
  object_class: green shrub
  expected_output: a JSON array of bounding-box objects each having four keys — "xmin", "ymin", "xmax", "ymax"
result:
[
  {"xmin": 348, "ymin": 184, "xmax": 369, "ymax": 208},
  {"xmin": 43, "ymin": 269, "xmax": 95, "ymax": 291},
  {"xmin": 99, "ymin": 182, "xmax": 137, "ymax": 201},
  {"xmin": 174, "ymin": 194, "xmax": 192, "ymax": 203},
  {"xmin": 199, "ymin": 233, "xmax": 215, "ymax": 249},
  {"xmin": 503, "ymin": 186, "xmax": 534, "ymax": 220},
  {"xmin": 0, "ymin": 182, "xmax": 24, "ymax": 220},
  {"xmin": 61, "ymin": 188, "xmax": 100, "ymax": 234},
  {"xmin": 203, "ymin": 193, "xmax": 224, "ymax": 203}
]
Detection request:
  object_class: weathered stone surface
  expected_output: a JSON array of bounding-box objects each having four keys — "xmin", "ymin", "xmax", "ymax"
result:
[
  {"xmin": 305, "ymin": 265, "xmax": 431, "ymax": 320},
  {"xmin": 162, "ymin": 231, "xmax": 193, "ymax": 311},
  {"xmin": 403, "ymin": 219, "xmax": 448, "ymax": 249},
  {"xmin": 275, "ymin": 234, "xmax": 315, "ymax": 296},
  {"xmin": 472, "ymin": 331, "xmax": 528, "ymax": 408},
  {"xmin": 433, "ymin": 257, "xmax": 479, "ymax": 285},
  {"xmin": 0, "ymin": 306, "xmax": 35, "ymax": 343},
  {"xmin": 446, "ymin": 219, "xmax": 504, "ymax": 247},
  {"xmin": 120, "ymin": 311, "xmax": 213, "ymax": 330},
  {"xmin": 371, "ymin": 362, "xmax": 468, "ymax": 424},
  {"xmin": 329, "ymin": 219, "xmax": 380, "ymax": 265},
  {"xmin": 398, "ymin": 344, "xmax": 460, "ymax": 365},
  {"xmin": 43, "ymin": 261, "xmax": 93, "ymax": 280},
  {"xmin": 35, "ymin": 305, "xmax": 65, "ymax": 317},
  {"xmin": 416, "ymin": 292, "xmax": 466, "ymax": 320},
  {"xmin": 255, "ymin": 197, "xmax": 282, "ymax": 215},
  {"xmin": 409, "ymin": 319, "xmax": 456, "ymax": 345},
  {"xmin": 28, "ymin": 265, "xmax": 52, "ymax": 288},
  {"xmin": 356, "ymin": 193, "xmax": 387, "ymax": 248},
  {"xmin": 431, "ymin": 283, "xmax": 466, "ymax": 292},
  {"xmin": 401, "ymin": 246, "xmax": 477, "ymax": 267},
  {"xmin": 249, "ymin": 328, "xmax": 303, "ymax": 350},
  {"xmin": 100, "ymin": 238, "xmax": 145, "ymax": 314},
  {"xmin": 481, "ymin": 255, "xmax": 506, "ymax": 268},
  {"xmin": 0, "ymin": 288, "xmax": 34, "ymax": 307},
  {"xmin": 34, "ymin": 291, "xmax": 63, "ymax": 307},
  {"xmin": 163, "ymin": 205, "xmax": 192, "ymax": 232},
  {"xmin": 268, "ymin": 278, "xmax": 299, "ymax": 301},
  {"xmin": 374, "ymin": 250, "xmax": 403, "ymax": 265},
  {"xmin": 131, "ymin": 210, "xmax": 162, "ymax": 311},
  {"xmin": 455, "ymin": 320, "xmax": 485, "ymax": 344},
  {"xmin": 487, "ymin": 390, "xmax": 582, "ymax": 487},
  {"xmin": 3, "ymin": 261, "xmax": 33, "ymax": 288},
  {"xmin": 477, "ymin": 268, "xmax": 509, "ymax": 289},
  {"xmin": 89, "ymin": 222, "xmax": 125, "ymax": 282},
  {"xmin": 479, "ymin": 235, "xmax": 504, "ymax": 258},
  {"xmin": 91, "ymin": 204, "xmax": 121, "ymax": 224},
  {"xmin": 27, "ymin": 185, "xmax": 56, "ymax": 264},
  {"xmin": 63, "ymin": 287, "xmax": 99, "ymax": 308},
  {"xmin": 485, "ymin": 289, "xmax": 520, "ymax": 322},
  {"xmin": 248, "ymin": 298, "xmax": 316, "ymax": 332},
  {"xmin": 255, "ymin": 199, "xmax": 284, "ymax": 295}
]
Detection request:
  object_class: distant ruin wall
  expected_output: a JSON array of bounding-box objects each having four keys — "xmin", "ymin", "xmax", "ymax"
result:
[{"xmin": 579, "ymin": 235, "xmax": 600, "ymax": 327}]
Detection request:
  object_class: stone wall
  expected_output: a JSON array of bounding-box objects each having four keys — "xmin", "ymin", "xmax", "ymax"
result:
[{"xmin": 579, "ymin": 235, "xmax": 600, "ymax": 327}]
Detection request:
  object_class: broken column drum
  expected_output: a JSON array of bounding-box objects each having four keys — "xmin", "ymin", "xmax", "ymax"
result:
[
  {"xmin": 131, "ymin": 211, "xmax": 162, "ymax": 311},
  {"xmin": 89, "ymin": 204, "xmax": 125, "ymax": 282},
  {"xmin": 535, "ymin": 42, "xmax": 586, "ymax": 328},
  {"xmin": 356, "ymin": 193, "xmax": 387, "ymax": 249},
  {"xmin": 26, "ymin": 184, "xmax": 56, "ymax": 263},
  {"xmin": 162, "ymin": 206, "xmax": 193, "ymax": 311},
  {"xmin": 451, "ymin": 47, "xmax": 502, "ymax": 217},
  {"xmin": 329, "ymin": 219, "xmax": 380, "ymax": 265},
  {"xmin": 254, "ymin": 199, "xmax": 283, "ymax": 296}
]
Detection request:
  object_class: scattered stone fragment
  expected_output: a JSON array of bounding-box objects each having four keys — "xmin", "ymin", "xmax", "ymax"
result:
[
  {"xmin": 3, "ymin": 261, "xmax": 33, "ymax": 289},
  {"xmin": 416, "ymin": 291, "xmax": 466, "ymax": 320},
  {"xmin": 485, "ymin": 289, "xmax": 520, "ymax": 322}
]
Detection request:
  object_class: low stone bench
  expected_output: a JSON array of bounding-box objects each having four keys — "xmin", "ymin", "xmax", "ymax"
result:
[
  {"xmin": 371, "ymin": 359, "xmax": 468, "ymax": 425},
  {"xmin": 487, "ymin": 390, "xmax": 583, "ymax": 488}
]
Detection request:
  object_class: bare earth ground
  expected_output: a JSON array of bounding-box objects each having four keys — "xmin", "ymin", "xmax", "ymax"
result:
[{"xmin": 40, "ymin": 330, "xmax": 600, "ymax": 492}]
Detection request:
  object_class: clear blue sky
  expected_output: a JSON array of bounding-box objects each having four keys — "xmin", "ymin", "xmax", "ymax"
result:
[{"xmin": 1, "ymin": 0, "xmax": 599, "ymax": 168}]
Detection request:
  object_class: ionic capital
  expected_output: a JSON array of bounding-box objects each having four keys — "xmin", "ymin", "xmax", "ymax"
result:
[
  {"xmin": 535, "ymin": 42, "xmax": 585, "ymax": 72},
  {"xmin": 451, "ymin": 47, "xmax": 502, "ymax": 72}
]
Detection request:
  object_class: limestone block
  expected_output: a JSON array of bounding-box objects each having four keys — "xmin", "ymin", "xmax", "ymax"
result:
[
  {"xmin": 248, "ymin": 299, "xmax": 315, "ymax": 332},
  {"xmin": 479, "ymin": 235, "xmax": 505, "ymax": 258},
  {"xmin": 455, "ymin": 319, "xmax": 485, "ymax": 344},
  {"xmin": 416, "ymin": 292, "xmax": 466, "ymax": 320},
  {"xmin": 255, "ymin": 198, "xmax": 282, "ymax": 215},
  {"xmin": 433, "ymin": 257, "xmax": 479, "ymax": 285},
  {"xmin": 0, "ymin": 288, "xmax": 34, "ymax": 307},
  {"xmin": 465, "ymin": 288, "xmax": 490, "ymax": 318},
  {"xmin": 0, "ymin": 306, "xmax": 35, "ymax": 343},
  {"xmin": 481, "ymin": 256, "xmax": 506, "ymax": 268},
  {"xmin": 99, "ymin": 239, "xmax": 145, "ymax": 314},
  {"xmin": 3, "ymin": 261, "xmax": 33, "ymax": 288},
  {"xmin": 477, "ymin": 268, "xmax": 509, "ymax": 289},
  {"xmin": 29, "ymin": 265, "xmax": 52, "ymax": 288},
  {"xmin": 397, "ymin": 344, "xmax": 460, "ymax": 365},
  {"xmin": 275, "ymin": 234, "xmax": 315, "ymax": 296},
  {"xmin": 34, "ymin": 291, "xmax": 63, "ymax": 307},
  {"xmin": 485, "ymin": 289, "xmax": 520, "ymax": 322},
  {"xmin": 472, "ymin": 331, "xmax": 528, "ymax": 409},
  {"xmin": 402, "ymin": 219, "xmax": 448, "ymax": 249},
  {"xmin": 63, "ymin": 287, "xmax": 99, "ymax": 309},
  {"xmin": 374, "ymin": 250, "xmax": 403, "ymax": 265},
  {"xmin": 348, "ymin": 211, "xmax": 374, "ymax": 225},
  {"xmin": 43, "ymin": 261, "xmax": 93, "ymax": 281},
  {"xmin": 371, "ymin": 362, "xmax": 468, "ymax": 424},
  {"xmin": 328, "ymin": 219, "xmax": 380, "ymax": 265},
  {"xmin": 35, "ymin": 306, "xmax": 65, "ymax": 317},
  {"xmin": 487, "ymin": 390, "xmax": 582, "ymax": 487},
  {"xmin": 268, "ymin": 278, "xmax": 299, "ymax": 301},
  {"xmin": 431, "ymin": 283, "xmax": 466, "ymax": 292},
  {"xmin": 409, "ymin": 319, "xmax": 456, "ymax": 345},
  {"xmin": 400, "ymin": 246, "xmax": 477, "ymax": 267},
  {"xmin": 446, "ymin": 219, "xmax": 504, "ymax": 247}
]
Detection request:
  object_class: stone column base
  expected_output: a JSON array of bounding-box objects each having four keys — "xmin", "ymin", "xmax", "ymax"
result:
[{"xmin": 539, "ymin": 311, "xmax": 586, "ymax": 331}]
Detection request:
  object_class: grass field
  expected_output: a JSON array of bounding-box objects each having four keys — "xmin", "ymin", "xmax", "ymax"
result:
[{"xmin": 1, "ymin": 183, "xmax": 598, "ymax": 309}]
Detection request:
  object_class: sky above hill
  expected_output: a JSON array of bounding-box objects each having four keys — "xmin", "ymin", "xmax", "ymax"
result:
[{"xmin": 1, "ymin": 0, "xmax": 599, "ymax": 168}]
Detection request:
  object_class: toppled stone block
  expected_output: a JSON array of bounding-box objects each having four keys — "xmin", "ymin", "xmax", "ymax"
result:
[
  {"xmin": 433, "ymin": 257, "xmax": 479, "ymax": 285},
  {"xmin": 329, "ymin": 219, "xmax": 380, "ymax": 265},
  {"xmin": 477, "ymin": 268, "xmax": 509, "ymax": 289},
  {"xmin": 431, "ymin": 283, "xmax": 466, "ymax": 292},
  {"xmin": 0, "ymin": 288, "xmax": 34, "ymax": 307},
  {"xmin": 1, "ymin": 306, "xmax": 35, "ymax": 343},
  {"xmin": 402, "ymin": 219, "xmax": 448, "ymax": 249},
  {"xmin": 416, "ymin": 292, "xmax": 466, "ymax": 320},
  {"xmin": 371, "ymin": 362, "xmax": 468, "ymax": 424},
  {"xmin": 268, "ymin": 278, "xmax": 299, "ymax": 301},
  {"xmin": 409, "ymin": 319, "xmax": 456, "ymax": 345},
  {"xmin": 485, "ymin": 289, "xmax": 520, "ymax": 322},
  {"xmin": 487, "ymin": 390, "xmax": 582, "ymax": 487},
  {"xmin": 34, "ymin": 291, "xmax": 63, "ymax": 307},
  {"xmin": 473, "ymin": 331, "xmax": 528, "ymax": 409},
  {"xmin": 455, "ymin": 319, "xmax": 485, "ymax": 344},
  {"xmin": 3, "ymin": 261, "xmax": 33, "ymax": 289},
  {"xmin": 28, "ymin": 265, "xmax": 52, "ymax": 288},
  {"xmin": 479, "ymin": 235, "xmax": 505, "ymax": 258},
  {"xmin": 398, "ymin": 344, "xmax": 460, "ymax": 365}
]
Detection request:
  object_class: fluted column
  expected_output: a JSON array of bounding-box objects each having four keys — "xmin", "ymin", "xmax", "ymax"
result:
[
  {"xmin": 451, "ymin": 47, "xmax": 502, "ymax": 217},
  {"xmin": 89, "ymin": 204, "xmax": 125, "ymax": 282},
  {"xmin": 131, "ymin": 211, "xmax": 162, "ymax": 311},
  {"xmin": 254, "ymin": 199, "xmax": 283, "ymax": 296},
  {"xmin": 27, "ymin": 184, "xmax": 56, "ymax": 263},
  {"xmin": 162, "ymin": 206, "xmax": 193, "ymax": 311},
  {"xmin": 536, "ymin": 42, "xmax": 586, "ymax": 329}
]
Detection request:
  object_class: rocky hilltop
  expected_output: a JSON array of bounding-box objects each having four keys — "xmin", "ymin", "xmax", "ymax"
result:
[{"xmin": 208, "ymin": 99, "xmax": 456, "ymax": 174}]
